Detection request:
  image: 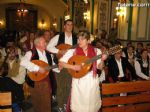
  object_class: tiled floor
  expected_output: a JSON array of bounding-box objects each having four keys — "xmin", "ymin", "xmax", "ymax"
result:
[
  {"xmin": 22, "ymin": 97, "xmax": 63, "ymax": 112},
  {"xmin": 22, "ymin": 97, "xmax": 34, "ymax": 112}
]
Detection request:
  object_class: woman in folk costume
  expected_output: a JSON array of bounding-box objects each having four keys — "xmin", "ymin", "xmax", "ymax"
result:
[{"xmin": 59, "ymin": 30, "xmax": 107, "ymax": 112}]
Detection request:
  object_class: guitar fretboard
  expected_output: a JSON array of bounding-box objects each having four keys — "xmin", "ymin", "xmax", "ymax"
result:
[
  {"xmin": 84, "ymin": 54, "xmax": 103, "ymax": 65},
  {"xmin": 46, "ymin": 64, "xmax": 58, "ymax": 70},
  {"xmin": 82, "ymin": 45, "xmax": 122, "ymax": 65}
]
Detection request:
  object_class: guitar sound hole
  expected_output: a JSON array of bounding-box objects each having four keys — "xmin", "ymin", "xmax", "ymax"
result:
[{"xmin": 73, "ymin": 62, "xmax": 76, "ymax": 65}]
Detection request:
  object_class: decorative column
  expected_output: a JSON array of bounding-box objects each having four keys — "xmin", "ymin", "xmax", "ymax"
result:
[
  {"xmin": 91, "ymin": 0, "xmax": 94, "ymax": 34},
  {"xmin": 59, "ymin": 17, "xmax": 62, "ymax": 32},
  {"xmin": 127, "ymin": 0, "xmax": 133, "ymax": 40},
  {"xmin": 71, "ymin": 0, "xmax": 74, "ymax": 21}
]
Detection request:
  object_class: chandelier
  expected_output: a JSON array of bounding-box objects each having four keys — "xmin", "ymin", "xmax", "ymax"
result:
[{"xmin": 17, "ymin": 0, "xmax": 28, "ymax": 16}]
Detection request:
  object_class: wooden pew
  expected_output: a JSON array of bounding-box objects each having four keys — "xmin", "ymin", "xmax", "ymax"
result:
[
  {"xmin": 101, "ymin": 81, "xmax": 150, "ymax": 112},
  {"xmin": 0, "ymin": 92, "xmax": 12, "ymax": 112}
]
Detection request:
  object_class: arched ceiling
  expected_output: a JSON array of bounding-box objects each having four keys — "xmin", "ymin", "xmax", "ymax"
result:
[{"xmin": 0, "ymin": 0, "xmax": 67, "ymax": 18}]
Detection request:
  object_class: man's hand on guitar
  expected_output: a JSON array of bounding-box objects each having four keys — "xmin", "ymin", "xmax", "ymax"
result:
[
  {"xmin": 98, "ymin": 54, "xmax": 108, "ymax": 70},
  {"xmin": 38, "ymin": 67, "xmax": 46, "ymax": 74},
  {"xmin": 71, "ymin": 65, "xmax": 82, "ymax": 71},
  {"xmin": 58, "ymin": 62, "xmax": 63, "ymax": 70}
]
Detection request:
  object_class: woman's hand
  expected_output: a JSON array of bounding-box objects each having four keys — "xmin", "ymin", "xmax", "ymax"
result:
[
  {"xmin": 58, "ymin": 62, "xmax": 82, "ymax": 71},
  {"xmin": 98, "ymin": 61, "xmax": 105, "ymax": 70}
]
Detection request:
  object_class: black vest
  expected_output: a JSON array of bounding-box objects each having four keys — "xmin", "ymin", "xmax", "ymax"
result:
[
  {"xmin": 31, "ymin": 49, "xmax": 52, "ymax": 65},
  {"xmin": 137, "ymin": 59, "xmax": 149, "ymax": 76},
  {"xmin": 57, "ymin": 32, "xmax": 77, "ymax": 45}
]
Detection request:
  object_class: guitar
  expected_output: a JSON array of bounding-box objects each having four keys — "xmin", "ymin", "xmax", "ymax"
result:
[
  {"xmin": 56, "ymin": 44, "xmax": 77, "ymax": 58},
  {"xmin": 28, "ymin": 60, "xmax": 58, "ymax": 81},
  {"xmin": 67, "ymin": 45, "xmax": 123, "ymax": 78},
  {"xmin": 56, "ymin": 44, "xmax": 72, "ymax": 51}
]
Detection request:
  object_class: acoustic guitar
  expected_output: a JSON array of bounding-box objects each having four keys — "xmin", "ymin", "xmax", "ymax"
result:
[
  {"xmin": 28, "ymin": 44, "xmax": 73, "ymax": 81},
  {"xmin": 28, "ymin": 60, "xmax": 58, "ymax": 81},
  {"xmin": 56, "ymin": 44, "xmax": 77, "ymax": 58},
  {"xmin": 56, "ymin": 44, "xmax": 72, "ymax": 51},
  {"xmin": 68, "ymin": 45, "xmax": 123, "ymax": 78}
]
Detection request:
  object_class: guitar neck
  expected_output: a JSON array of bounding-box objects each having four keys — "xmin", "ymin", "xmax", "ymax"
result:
[
  {"xmin": 51, "ymin": 64, "xmax": 58, "ymax": 69},
  {"xmin": 83, "ymin": 45, "xmax": 122, "ymax": 65},
  {"xmin": 84, "ymin": 54, "xmax": 102, "ymax": 65},
  {"xmin": 46, "ymin": 64, "xmax": 58, "ymax": 70}
]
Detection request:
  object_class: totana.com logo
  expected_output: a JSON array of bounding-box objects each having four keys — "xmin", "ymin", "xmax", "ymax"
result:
[{"xmin": 118, "ymin": 2, "xmax": 150, "ymax": 7}]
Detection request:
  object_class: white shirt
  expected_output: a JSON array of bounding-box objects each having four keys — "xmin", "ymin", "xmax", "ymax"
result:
[
  {"xmin": 134, "ymin": 60, "xmax": 150, "ymax": 80},
  {"xmin": 8, "ymin": 59, "xmax": 26, "ymax": 84},
  {"xmin": 115, "ymin": 58, "xmax": 125, "ymax": 78},
  {"xmin": 64, "ymin": 33, "xmax": 73, "ymax": 45},
  {"xmin": 0, "ymin": 48, "xmax": 6, "ymax": 59},
  {"xmin": 47, "ymin": 33, "xmax": 73, "ymax": 54},
  {"xmin": 20, "ymin": 49, "xmax": 59, "ymax": 73}
]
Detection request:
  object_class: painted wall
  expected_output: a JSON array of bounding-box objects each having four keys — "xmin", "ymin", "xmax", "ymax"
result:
[
  {"xmin": 111, "ymin": 0, "xmax": 150, "ymax": 40},
  {"xmin": 0, "ymin": 0, "xmax": 66, "ymax": 17},
  {"xmin": 131, "ymin": 0, "xmax": 138, "ymax": 40},
  {"xmin": 0, "ymin": 5, "xmax": 6, "ymax": 29},
  {"xmin": 0, "ymin": 0, "xmax": 66, "ymax": 31},
  {"xmin": 135, "ymin": 0, "xmax": 150, "ymax": 40},
  {"xmin": 95, "ymin": 0, "xmax": 112, "ymax": 38},
  {"xmin": 0, "ymin": 4, "xmax": 51, "ymax": 30},
  {"xmin": 93, "ymin": 0, "xmax": 99, "ymax": 34},
  {"xmin": 37, "ymin": 7, "xmax": 51, "ymax": 30}
]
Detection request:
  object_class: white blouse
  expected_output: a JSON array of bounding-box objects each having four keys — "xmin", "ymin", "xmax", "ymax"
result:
[{"xmin": 134, "ymin": 60, "xmax": 150, "ymax": 80}]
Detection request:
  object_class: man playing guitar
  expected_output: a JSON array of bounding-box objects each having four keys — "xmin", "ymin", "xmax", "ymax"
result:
[
  {"xmin": 47, "ymin": 19, "xmax": 77, "ymax": 111},
  {"xmin": 20, "ymin": 36, "xmax": 56, "ymax": 112}
]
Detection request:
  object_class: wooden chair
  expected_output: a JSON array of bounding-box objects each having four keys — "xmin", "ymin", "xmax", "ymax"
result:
[
  {"xmin": 101, "ymin": 81, "xmax": 150, "ymax": 112},
  {"xmin": 0, "ymin": 92, "xmax": 12, "ymax": 112}
]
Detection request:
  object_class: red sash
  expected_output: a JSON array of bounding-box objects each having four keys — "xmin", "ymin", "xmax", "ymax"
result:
[{"xmin": 75, "ymin": 44, "xmax": 97, "ymax": 77}]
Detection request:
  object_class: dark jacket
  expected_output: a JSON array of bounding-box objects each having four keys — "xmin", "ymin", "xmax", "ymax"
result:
[
  {"xmin": 136, "ymin": 58, "xmax": 149, "ymax": 76},
  {"xmin": 108, "ymin": 56, "xmax": 137, "ymax": 82},
  {"xmin": 0, "ymin": 77, "xmax": 24, "ymax": 103}
]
